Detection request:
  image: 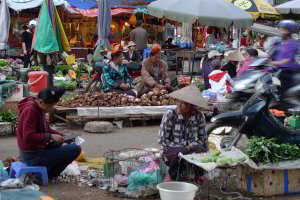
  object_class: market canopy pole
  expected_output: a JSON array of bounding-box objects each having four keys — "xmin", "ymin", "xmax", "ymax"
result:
[
  {"xmin": 97, "ymin": 0, "xmax": 112, "ymax": 48},
  {"xmin": 147, "ymin": 0, "xmax": 253, "ymax": 28},
  {"xmin": 0, "ymin": 0, "xmax": 11, "ymax": 50}
]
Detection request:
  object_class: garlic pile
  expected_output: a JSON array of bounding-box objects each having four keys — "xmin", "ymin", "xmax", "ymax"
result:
[{"xmin": 58, "ymin": 88, "xmax": 176, "ymax": 108}]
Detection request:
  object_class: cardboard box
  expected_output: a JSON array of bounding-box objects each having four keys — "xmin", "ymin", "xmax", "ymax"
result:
[{"xmin": 236, "ymin": 165, "xmax": 300, "ymax": 196}]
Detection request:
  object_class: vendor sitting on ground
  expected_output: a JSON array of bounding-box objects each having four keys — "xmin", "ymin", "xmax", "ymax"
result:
[
  {"xmin": 237, "ymin": 48, "xmax": 258, "ymax": 76},
  {"xmin": 203, "ymin": 50, "xmax": 223, "ymax": 89},
  {"xmin": 208, "ymin": 59, "xmax": 233, "ymax": 95},
  {"xmin": 222, "ymin": 50, "xmax": 245, "ymax": 78},
  {"xmin": 124, "ymin": 41, "xmax": 140, "ymax": 63},
  {"xmin": 103, "ymin": 44, "xmax": 136, "ymax": 97},
  {"xmin": 17, "ymin": 87, "xmax": 81, "ymax": 179},
  {"xmin": 140, "ymin": 44, "xmax": 171, "ymax": 93},
  {"xmin": 159, "ymin": 84, "xmax": 209, "ymax": 181}
]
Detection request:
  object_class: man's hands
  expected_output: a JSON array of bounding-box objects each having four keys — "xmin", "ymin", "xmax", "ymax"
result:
[
  {"xmin": 51, "ymin": 134, "xmax": 64, "ymax": 144},
  {"xmin": 23, "ymin": 50, "xmax": 27, "ymax": 55},
  {"xmin": 120, "ymin": 83, "xmax": 130, "ymax": 91}
]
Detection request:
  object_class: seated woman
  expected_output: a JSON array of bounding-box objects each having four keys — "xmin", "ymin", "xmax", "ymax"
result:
[
  {"xmin": 237, "ymin": 48, "xmax": 258, "ymax": 76},
  {"xmin": 222, "ymin": 50, "xmax": 245, "ymax": 78},
  {"xmin": 203, "ymin": 50, "xmax": 223, "ymax": 89},
  {"xmin": 140, "ymin": 44, "xmax": 171, "ymax": 93},
  {"xmin": 123, "ymin": 41, "xmax": 141, "ymax": 71},
  {"xmin": 17, "ymin": 87, "xmax": 81, "ymax": 179},
  {"xmin": 103, "ymin": 44, "xmax": 136, "ymax": 97},
  {"xmin": 159, "ymin": 84, "xmax": 209, "ymax": 181},
  {"xmin": 208, "ymin": 59, "xmax": 233, "ymax": 95}
]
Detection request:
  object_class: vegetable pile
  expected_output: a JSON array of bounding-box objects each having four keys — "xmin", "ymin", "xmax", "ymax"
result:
[
  {"xmin": 0, "ymin": 110, "xmax": 17, "ymax": 123},
  {"xmin": 59, "ymin": 81, "xmax": 77, "ymax": 90},
  {"xmin": 58, "ymin": 88, "xmax": 176, "ymax": 108},
  {"xmin": 0, "ymin": 59, "xmax": 8, "ymax": 68},
  {"xmin": 246, "ymin": 137, "xmax": 300, "ymax": 164},
  {"xmin": 192, "ymin": 150, "xmax": 246, "ymax": 165}
]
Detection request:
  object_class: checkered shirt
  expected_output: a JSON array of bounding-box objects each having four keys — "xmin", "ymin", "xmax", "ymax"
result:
[{"xmin": 158, "ymin": 109, "xmax": 208, "ymax": 150}]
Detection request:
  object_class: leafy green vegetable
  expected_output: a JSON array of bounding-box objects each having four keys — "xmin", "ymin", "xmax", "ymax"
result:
[
  {"xmin": 59, "ymin": 81, "xmax": 77, "ymax": 90},
  {"xmin": 31, "ymin": 66, "xmax": 41, "ymax": 71},
  {"xmin": 0, "ymin": 59, "xmax": 9, "ymax": 68},
  {"xmin": 246, "ymin": 136, "xmax": 300, "ymax": 164},
  {"xmin": 212, "ymin": 149, "xmax": 221, "ymax": 157},
  {"xmin": 200, "ymin": 156, "xmax": 215, "ymax": 163},
  {"xmin": 0, "ymin": 110, "xmax": 17, "ymax": 123},
  {"xmin": 56, "ymin": 65, "xmax": 73, "ymax": 72},
  {"xmin": 6, "ymin": 76, "xmax": 17, "ymax": 81}
]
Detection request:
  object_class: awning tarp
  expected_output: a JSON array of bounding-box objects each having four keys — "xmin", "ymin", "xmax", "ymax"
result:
[
  {"xmin": 7, "ymin": 0, "xmax": 69, "ymax": 11},
  {"xmin": 67, "ymin": 7, "xmax": 134, "ymax": 17}
]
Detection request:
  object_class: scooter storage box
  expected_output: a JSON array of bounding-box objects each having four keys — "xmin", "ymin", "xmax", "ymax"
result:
[{"xmin": 236, "ymin": 165, "xmax": 300, "ymax": 196}]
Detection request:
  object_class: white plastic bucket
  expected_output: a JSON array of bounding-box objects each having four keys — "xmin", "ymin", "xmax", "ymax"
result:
[{"xmin": 157, "ymin": 182, "xmax": 199, "ymax": 200}]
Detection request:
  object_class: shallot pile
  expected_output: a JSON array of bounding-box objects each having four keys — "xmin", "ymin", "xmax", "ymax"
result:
[{"xmin": 58, "ymin": 88, "xmax": 176, "ymax": 108}]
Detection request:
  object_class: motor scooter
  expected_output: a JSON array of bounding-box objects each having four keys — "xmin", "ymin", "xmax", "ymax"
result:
[{"xmin": 208, "ymin": 73, "xmax": 300, "ymax": 149}]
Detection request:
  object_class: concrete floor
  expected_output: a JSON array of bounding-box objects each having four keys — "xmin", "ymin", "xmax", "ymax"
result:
[{"xmin": 1, "ymin": 125, "xmax": 300, "ymax": 200}]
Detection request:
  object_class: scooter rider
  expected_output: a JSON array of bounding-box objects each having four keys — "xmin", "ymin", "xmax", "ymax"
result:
[{"xmin": 270, "ymin": 20, "xmax": 300, "ymax": 98}]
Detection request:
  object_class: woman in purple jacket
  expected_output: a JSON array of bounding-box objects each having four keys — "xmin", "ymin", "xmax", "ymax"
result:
[{"xmin": 270, "ymin": 20, "xmax": 300, "ymax": 97}]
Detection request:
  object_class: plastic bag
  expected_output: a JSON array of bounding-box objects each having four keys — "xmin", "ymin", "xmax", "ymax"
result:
[
  {"xmin": 127, "ymin": 170, "xmax": 160, "ymax": 192},
  {"xmin": 0, "ymin": 161, "xmax": 9, "ymax": 183},
  {"xmin": 61, "ymin": 161, "xmax": 81, "ymax": 176}
]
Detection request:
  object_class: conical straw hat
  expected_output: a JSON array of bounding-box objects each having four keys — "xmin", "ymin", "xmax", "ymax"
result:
[
  {"xmin": 256, "ymin": 49, "xmax": 269, "ymax": 58},
  {"xmin": 168, "ymin": 84, "xmax": 209, "ymax": 109},
  {"xmin": 227, "ymin": 50, "xmax": 245, "ymax": 62}
]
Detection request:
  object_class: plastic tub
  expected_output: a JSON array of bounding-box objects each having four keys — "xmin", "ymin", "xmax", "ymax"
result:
[
  {"xmin": 28, "ymin": 71, "xmax": 48, "ymax": 93},
  {"xmin": 157, "ymin": 182, "xmax": 199, "ymax": 200}
]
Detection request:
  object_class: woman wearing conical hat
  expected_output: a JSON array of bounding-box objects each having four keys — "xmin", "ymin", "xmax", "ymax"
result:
[{"xmin": 158, "ymin": 84, "xmax": 209, "ymax": 181}]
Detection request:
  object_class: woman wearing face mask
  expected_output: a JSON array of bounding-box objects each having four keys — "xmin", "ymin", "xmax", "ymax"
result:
[
  {"xmin": 17, "ymin": 87, "xmax": 81, "ymax": 179},
  {"xmin": 102, "ymin": 44, "xmax": 136, "ymax": 97},
  {"xmin": 270, "ymin": 20, "xmax": 300, "ymax": 97}
]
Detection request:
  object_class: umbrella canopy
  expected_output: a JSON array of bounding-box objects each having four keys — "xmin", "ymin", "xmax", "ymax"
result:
[
  {"xmin": 147, "ymin": 0, "xmax": 253, "ymax": 28},
  {"xmin": 0, "ymin": 0, "xmax": 10, "ymax": 50},
  {"xmin": 275, "ymin": 0, "xmax": 300, "ymax": 19},
  {"xmin": 249, "ymin": 23, "xmax": 280, "ymax": 36},
  {"xmin": 97, "ymin": 0, "xmax": 112, "ymax": 48},
  {"xmin": 32, "ymin": 0, "xmax": 69, "ymax": 53},
  {"xmin": 226, "ymin": 0, "xmax": 280, "ymax": 19}
]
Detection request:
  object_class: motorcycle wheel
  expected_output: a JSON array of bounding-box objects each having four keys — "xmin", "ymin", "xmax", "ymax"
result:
[
  {"xmin": 220, "ymin": 137, "xmax": 234, "ymax": 149},
  {"xmin": 206, "ymin": 123, "xmax": 238, "ymax": 135},
  {"xmin": 84, "ymin": 79, "xmax": 102, "ymax": 93}
]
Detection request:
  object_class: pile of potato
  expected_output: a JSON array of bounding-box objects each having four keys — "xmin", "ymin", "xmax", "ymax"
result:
[{"xmin": 58, "ymin": 88, "xmax": 176, "ymax": 108}]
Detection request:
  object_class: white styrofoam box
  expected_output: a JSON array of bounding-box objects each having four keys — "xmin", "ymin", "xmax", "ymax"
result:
[{"xmin": 6, "ymin": 84, "xmax": 24, "ymax": 102}]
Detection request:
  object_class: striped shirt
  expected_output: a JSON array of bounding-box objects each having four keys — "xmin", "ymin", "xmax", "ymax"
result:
[{"xmin": 158, "ymin": 109, "xmax": 208, "ymax": 150}]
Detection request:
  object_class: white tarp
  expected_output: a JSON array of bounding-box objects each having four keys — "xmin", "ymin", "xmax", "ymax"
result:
[
  {"xmin": 7, "ymin": 0, "xmax": 70, "ymax": 11},
  {"xmin": 179, "ymin": 147, "xmax": 248, "ymax": 172},
  {"xmin": 77, "ymin": 105, "xmax": 177, "ymax": 117},
  {"xmin": 0, "ymin": 0, "xmax": 10, "ymax": 50}
]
